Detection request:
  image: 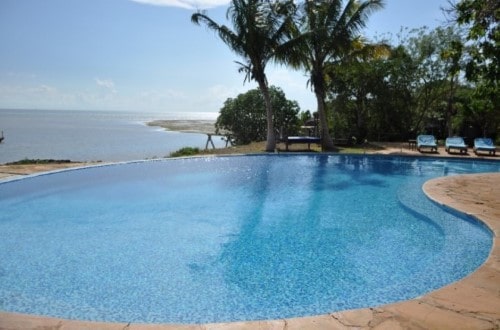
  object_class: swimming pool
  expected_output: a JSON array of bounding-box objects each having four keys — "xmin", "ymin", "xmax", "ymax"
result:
[{"xmin": 0, "ymin": 154, "xmax": 498, "ymax": 324}]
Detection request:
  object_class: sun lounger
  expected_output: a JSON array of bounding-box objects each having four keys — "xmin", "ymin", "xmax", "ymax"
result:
[
  {"xmin": 445, "ymin": 137, "xmax": 467, "ymax": 154},
  {"xmin": 473, "ymin": 138, "xmax": 496, "ymax": 156},
  {"xmin": 417, "ymin": 135, "xmax": 437, "ymax": 152}
]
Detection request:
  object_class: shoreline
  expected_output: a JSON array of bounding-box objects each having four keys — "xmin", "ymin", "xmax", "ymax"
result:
[
  {"xmin": 148, "ymin": 119, "xmax": 217, "ymax": 134},
  {"xmin": 0, "ymin": 114, "xmax": 221, "ymax": 165}
]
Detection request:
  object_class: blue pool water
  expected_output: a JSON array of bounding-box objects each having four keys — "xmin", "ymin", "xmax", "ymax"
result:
[{"xmin": 0, "ymin": 155, "xmax": 498, "ymax": 324}]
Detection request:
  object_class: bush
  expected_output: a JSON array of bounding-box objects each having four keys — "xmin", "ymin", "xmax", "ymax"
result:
[
  {"xmin": 6, "ymin": 159, "xmax": 72, "ymax": 165},
  {"xmin": 169, "ymin": 147, "xmax": 200, "ymax": 157},
  {"xmin": 215, "ymin": 86, "xmax": 301, "ymax": 145}
]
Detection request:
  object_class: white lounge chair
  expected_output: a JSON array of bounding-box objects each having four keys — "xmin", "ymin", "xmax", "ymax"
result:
[
  {"xmin": 445, "ymin": 137, "xmax": 467, "ymax": 154},
  {"xmin": 474, "ymin": 138, "xmax": 496, "ymax": 156},
  {"xmin": 417, "ymin": 135, "xmax": 437, "ymax": 152}
]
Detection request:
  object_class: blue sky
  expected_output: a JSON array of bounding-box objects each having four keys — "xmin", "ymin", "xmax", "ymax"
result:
[{"xmin": 0, "ymin": 0, "xmax": 451, "ymax": 113}]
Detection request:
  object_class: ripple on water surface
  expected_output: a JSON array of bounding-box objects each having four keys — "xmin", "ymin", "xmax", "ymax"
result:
[{"xmin": 0, "ymin": 155, "xmax": 496, "ymax": 324}]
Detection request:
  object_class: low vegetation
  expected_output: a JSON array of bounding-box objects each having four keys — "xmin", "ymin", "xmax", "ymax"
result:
[
  {"xmin": 5, "ymin": 159, "xmax": 72, "ymax": 165},
  {"xmin": 169, "ymin": 147, "xmax": 200, "ymax": 157},
  {"xmin": 170, "ymin": 141, "xmax": 384, "ymax": 157}
]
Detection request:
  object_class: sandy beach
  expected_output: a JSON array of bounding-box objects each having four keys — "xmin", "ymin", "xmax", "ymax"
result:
[{"xmin": 148, "ymin": 119, "xmax": 217, "ymax": 134}]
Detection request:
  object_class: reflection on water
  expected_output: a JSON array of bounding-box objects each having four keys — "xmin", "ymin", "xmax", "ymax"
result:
[{"xmin": 0, "ymin": 152, "xmax": 498, "ymax": 324}]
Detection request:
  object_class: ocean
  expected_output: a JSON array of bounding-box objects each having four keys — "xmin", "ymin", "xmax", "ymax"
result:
[{"xmin": 0, "ymin": 109, "xmax": 225, "ymax": 164}]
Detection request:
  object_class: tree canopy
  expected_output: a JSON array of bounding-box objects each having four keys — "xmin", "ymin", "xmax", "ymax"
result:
[
  {"xmin": 453, "ymin": 0, "xmax": 499, "ymax": 85},
  {"xmin": 216, "ymin": 86, "xmax": 301, "ymax": 145},
  {"xmin": 191, "ymin": 0, "xmax": 499, "ymax": 146},
  {"xmin": 277, "ymin": 0, "xmax": 385, "ymax": 150}
]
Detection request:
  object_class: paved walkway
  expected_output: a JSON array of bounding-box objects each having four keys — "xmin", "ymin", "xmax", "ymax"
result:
[{"xmin": 0, "ymin": 164, "xmax": 499, "ymax": 329}]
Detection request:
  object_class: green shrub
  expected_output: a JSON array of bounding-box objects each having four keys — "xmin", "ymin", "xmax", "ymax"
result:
[
  {"xmin": 215, "ymin": 86, "xmax": 301, "ymax": 145},
  {"xmin": 6, "ymin": 159, "xmax": 71, "ymax": 165},
  {"xmin": 169, "ymin": 147, "xmax": 200, "ymax": 157}
]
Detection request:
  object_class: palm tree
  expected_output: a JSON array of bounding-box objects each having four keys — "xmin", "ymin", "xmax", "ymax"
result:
[
  {"xmin": 192, "ymin": 0, "xmax": 294, "ymax": 152},
  {"xmin": 279, "ymin": 0, "xmax": 384, "ymax": 150}
]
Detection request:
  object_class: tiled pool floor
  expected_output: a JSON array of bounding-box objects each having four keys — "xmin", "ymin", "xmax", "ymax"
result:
[{"xmin": 0, "ymin": 170, "xmax": 499, "ymax": 329}]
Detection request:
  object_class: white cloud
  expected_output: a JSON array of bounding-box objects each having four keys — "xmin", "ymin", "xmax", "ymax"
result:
[
  {"xmin": 94, "ymin": 78, "xmax": 115, "ymax": 90},
  {"xmin": 207, "ymin": 84, "xmax": 245, "ymax": 101},
  {"xmin": 138, "ymin": 88, "xmax": 187, "ymax": 105},
  {"xmin": 137, "ymin": 84, "xmax": 248, "ymax": 112},
  {"xmin": 0, "ymin": 83, "xmax": 79, "ymax": 109},
  {"xmin": 33, "ymin": 84, "xmax": 58, "ymax": 94},
  {"xmin": 130, "ymin": 0, "xmax": 230, "ymax": 10},
  {"xmin": 94, "ymin": 78, "xmax": 117, "ymax": 94},
  {"xmin": 194, "ymin": 83, "xmax": 248, "ymax": 111}
]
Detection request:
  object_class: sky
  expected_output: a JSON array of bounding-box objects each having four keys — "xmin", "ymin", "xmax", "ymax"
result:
[{"xmin": 0, "ymin": 0, "xmax": 452, "ymax": 114}]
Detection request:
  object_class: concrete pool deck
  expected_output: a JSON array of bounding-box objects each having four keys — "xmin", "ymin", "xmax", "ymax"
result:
[{"xmin": 0, "ymin": 157, "xmax": 499, "ymax": 329}]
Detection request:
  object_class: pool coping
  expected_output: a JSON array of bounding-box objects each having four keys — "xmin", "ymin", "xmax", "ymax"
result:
[{"xmin": 0, "ymin": 161, "xmax": 499, "ymax": 329}]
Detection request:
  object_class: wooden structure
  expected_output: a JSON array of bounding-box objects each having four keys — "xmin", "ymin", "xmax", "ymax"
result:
[
  {"xmin": 284, "ymin": 136, "xmax": 321, "ymax": 151},
  {"xmin": 277, "ymin": 123, "xmax": 322, "ymax": 151},
  {"xmin": 204, "ymin": 133, "xmax": 234, "ymax": 150}
]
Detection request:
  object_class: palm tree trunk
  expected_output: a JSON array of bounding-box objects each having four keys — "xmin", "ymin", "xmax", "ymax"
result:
[
  {"xmin": 314, "ymin": 87, "xmax": 335, "ymax": 151},
  {"xmin": 257, "ymin": 79, "xmax": 276, "ymax": 152}
]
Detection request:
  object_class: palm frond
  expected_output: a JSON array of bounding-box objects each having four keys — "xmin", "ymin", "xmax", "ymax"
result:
[
  {"xmin": 344, "ymin": 0, "xmax": 385, "ymax": 35},
  {"xmin": 191, "ymin": 10, "xmax": 245, "ymax": 58}
]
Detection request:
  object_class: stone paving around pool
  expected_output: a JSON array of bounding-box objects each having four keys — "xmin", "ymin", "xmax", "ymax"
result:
[{"xmin": 0, "ymin": 159, "xmax": 499, "ymax": 330}]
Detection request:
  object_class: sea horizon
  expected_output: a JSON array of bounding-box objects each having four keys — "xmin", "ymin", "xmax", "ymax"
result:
[
  {"xmin": 0, "ymin": 108, "xmax": 219, "ymax": 119},
  {"xmin": 0, "ymin": 109, "xmax": 224, "ymax": 164}
]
